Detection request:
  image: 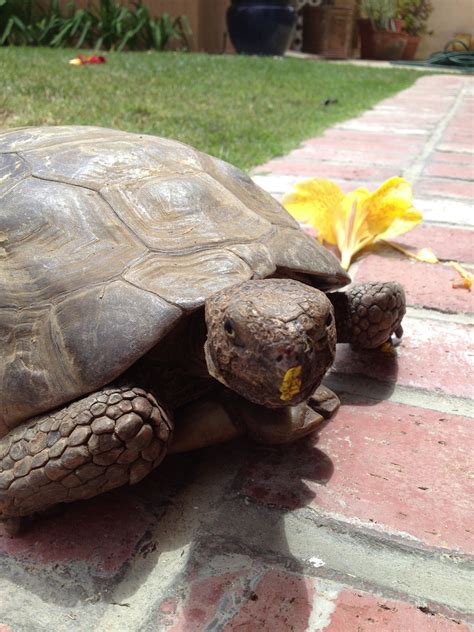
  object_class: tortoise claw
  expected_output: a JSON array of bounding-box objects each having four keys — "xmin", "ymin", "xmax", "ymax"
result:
[{"xmin": 395, "ymin": 324, "xmax": 404, "ymax": 339}]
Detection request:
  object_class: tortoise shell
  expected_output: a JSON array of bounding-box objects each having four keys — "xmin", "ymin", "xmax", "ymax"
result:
[{"xmin": 0, "ymin": 126, "xmax": 349, "ymax": 433}]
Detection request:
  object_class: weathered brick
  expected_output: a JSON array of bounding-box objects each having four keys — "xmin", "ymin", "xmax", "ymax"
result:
[
  {"xmin": 257, "ymin": 160, "xmax": 396, "ymax": 181},
  {"xmin": 424, "ymin": 162, "xmax": 474, "ymax": 180},
  {"xmin": 415, "ymin": 177, "xmax": 474, "ymax": 200},
  {"xmin": 155, "ymin": 556, "xmax": 322, "ymax": 632},
  {"xmin": 333, "ymin": 316, "xmax": 473, "ymax": 399},
  {"xmin": 0, "ymin": 491, "xmax": 154, "ymax": 577},
  {"xmin": 154, "ymin": 550, "xmax": 471, "ymax": 632},
  {"xmin": 325, "ymin": 590, "xmax": 470, "ymax": 631},
  {"xmin": 429, "ymin": 150, "xmax": 474, "ymax": 164},
  {"xmin": 441, "ymin": 131, "xmax": 474, "ymax": 145},
  {"xmin": 353, "ymin": 253, "xmax": 474, "ymax": 313},
  {"xmin": 236, "ymin": 400, "xmax": 473, "ymax": 552},
  {"xmin": 308, "ymin": 130, "xmax": 425, "ymax": 150},
  {"xmin": 391, "ymin": 224, "xmax": 474, "ymax": 263}
]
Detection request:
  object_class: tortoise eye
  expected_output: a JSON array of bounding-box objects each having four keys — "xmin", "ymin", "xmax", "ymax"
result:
[{"xmin": 224, "ymin": 319, "xmax": 234, "ymax": 336}]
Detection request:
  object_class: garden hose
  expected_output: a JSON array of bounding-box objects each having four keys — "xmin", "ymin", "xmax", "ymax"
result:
[
  {"xmin": 427, "ymin": 40, "xmax": 474, "ymax": 68},
  {"xmin": 391, "ymin": 39, "xmax": 474, "ymax": 73}
]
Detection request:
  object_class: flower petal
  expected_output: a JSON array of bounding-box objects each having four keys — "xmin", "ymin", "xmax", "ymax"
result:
[
  {"xmin": 363, "ymin": 177, "xmax": 422, "ymax": 242},
  {"xmin": 284, "ymin": 176, "xmax": 422, "ymax": 270},
  {"xmin": 448, "ymin": 261, "xmax": 473, "ymax": 290},
  {"xmin": 386, "ymin": 241, "xmax": 440, "ymax": 264},
  {"xmin": 283, "ymin": 179, "xmax": 345, "ymax": 245}
]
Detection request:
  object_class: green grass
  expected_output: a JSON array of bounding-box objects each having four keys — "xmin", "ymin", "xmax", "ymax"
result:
[{"xmin": 0, "ymin": 47, "xmax": 428, "ymax": 170}]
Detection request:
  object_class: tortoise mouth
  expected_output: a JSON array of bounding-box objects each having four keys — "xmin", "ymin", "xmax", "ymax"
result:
[{"xmin": 205, "ymin": 339, "xmax": 330, "ymax": 408}]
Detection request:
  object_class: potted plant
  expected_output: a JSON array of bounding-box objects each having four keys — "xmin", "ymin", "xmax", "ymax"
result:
[
  {"xmin": 396, "ymin": 0, "xmax": 433, "ymax": 60},
  {"xmin": 358, "ymin": 0, "xmax": 407, "ymax": 60},
  {"xmin": 226, "ymin": 0, "xmax": 298, "ymax": 56}
]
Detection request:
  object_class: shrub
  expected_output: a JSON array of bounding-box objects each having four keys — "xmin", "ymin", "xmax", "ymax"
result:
[
  {"xmin": 396, "ymin": 0, "xmax": 433, "ymax": 37},
  {"xmin": 360, "ymin": 0, "xmax": 397, "ymax": 31},
  {"xmin": 0, "ymin": 0, "xmax": 190, "ymax": 50}
]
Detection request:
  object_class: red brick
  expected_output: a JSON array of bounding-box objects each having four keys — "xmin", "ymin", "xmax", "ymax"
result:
[
  {"xmin": 0, "ymin": 626, "xmax": 13, "ymax": 632},
  {"xmin": 237, "ymin": 401, "xmax": 474, "ymax": 552},
  {"xmin": 332, "ymin": 317, "xmax": 473, "ymax": 399},
  {"xmin": 326, "ymin": 590, "xmax": 470, "ymax": 631},
  {"xmin": 302, "ymin": 138, "xmax": 417, "ymax": 156},
  {"xmin": 160, "ymin": 574, "xmax": 473, "ymax": 632},
  {"xmin": 429, "ymin": 150, "xmax": 474, "ymax": 164},
  {"xmin": 0, "ymin": 490, "xmax": 154, "ymax": 577},
  {"xmin": 392, "ymin": 224, "xmax": 474, "ymax": 264},
  {"xmin": 415, "ymin": 178, "xmax": 474, "ymax": 199},
  {"xmin": 353, "ymin": 254, "xmax": 474, "ymax": 314},
  {"xmin": 449, "ymin": 120, "xmax": 474, "ymax": 132},
  {"xmin": 442, "ymin": 131, "xmax": 474, "ymax": 145},
  {"xmin": 159, "ymin": 563, "xmax": 317, "ymax": 632},
  {"xmin": 352, "ymin": 117, "xmax": 436, "ymax": 130},
  {"xmin": 307, "ymin": 131, "xmax": 425, "ymax": 150},
  {"xmin": 358, "ymin": 113, "xmax": 440, "ymax": 128},
  {"xmin": 259, "ymin": 160, "xmax": 395, "ymax": 181},
  {"xmin": 449, "ymin": 127, "xmax": 474, "ymax": 138},
  {"xmin": 223, "ymin": 569, "xmax": 316, "ymax": 632},
  {"xmin": 424, "ymin": 163, "xmax": 474, "ymax": 180},
  {"xmin": 289, "ymin": 147, "xmax": 411, "ymax": 168}
]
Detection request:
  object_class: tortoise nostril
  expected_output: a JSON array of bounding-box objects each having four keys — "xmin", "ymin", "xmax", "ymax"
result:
[
  {"xmin": 325, "ymin": 312, "xmax": 333, "ymax": 327},
  {"xmin": 276, "ymin": 354, "xmax": 284, "ymax": 363},
  {"xmin": 224, "ymin": 319, "xmax": 234, "ymax": 336}
]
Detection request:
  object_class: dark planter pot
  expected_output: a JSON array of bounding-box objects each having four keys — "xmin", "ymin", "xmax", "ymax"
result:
[
  {"xmin": 227, "ymin": 1, "xmax": 297, "ymax": 56},
  {"xmin": 401, "ymin": 34, "xmax": 421, "ymax": 60},
  {"xmin": 358, "ymin": 19, "xmax": 407, "ymax": 60}
]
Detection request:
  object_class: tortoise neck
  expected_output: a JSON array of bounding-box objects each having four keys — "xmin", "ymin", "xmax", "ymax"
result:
[
  {"xmin": 126, "ymin": 310, "xmax": 212, "ymax": 410},
  {"xmin": 326, "ymin": 291, "xmax": 351, "ymax": 343}
]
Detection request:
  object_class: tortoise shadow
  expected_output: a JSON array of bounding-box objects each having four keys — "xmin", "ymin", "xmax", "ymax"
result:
[
  {"xmin": 0, "ymin": 429, "xmax": 334, "ymax": 630},
  {"xmin": 131, "ymin": 433, "xmax": 335, "ymax": 630},
  {"xmin": 325, "ymin": 342, "xmax": 401, "ymax": 406}
]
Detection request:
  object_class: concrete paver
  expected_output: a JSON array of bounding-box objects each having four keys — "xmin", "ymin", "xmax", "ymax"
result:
[{"xmin": 0, "ymin": 73, "xmax": 473, "ymax": 631}]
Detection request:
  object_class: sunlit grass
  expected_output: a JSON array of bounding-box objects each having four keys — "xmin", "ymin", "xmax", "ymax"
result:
[{"xmin": 0, "ymin": 47, "xmax": 428, "ymax": 169}]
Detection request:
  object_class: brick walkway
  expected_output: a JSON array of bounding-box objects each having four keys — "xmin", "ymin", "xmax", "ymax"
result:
[{"xmin": 1, "ymin": 74, "xmax": 473, "ymax": 632}]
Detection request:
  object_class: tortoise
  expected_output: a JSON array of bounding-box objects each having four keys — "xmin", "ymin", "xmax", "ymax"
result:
[{"xmin": 0, "ymin": 126, "xmax": 405, "ymax": 534}]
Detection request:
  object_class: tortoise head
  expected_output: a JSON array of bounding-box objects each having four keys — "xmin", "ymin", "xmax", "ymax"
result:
[{"xmin": 204, "ymin": 279, "xmax": 336, "ymax": 408}]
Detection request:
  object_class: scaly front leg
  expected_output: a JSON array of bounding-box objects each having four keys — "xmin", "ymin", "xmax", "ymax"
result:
[
  {"xmin": 0, "ymin": 384, "xmax": 171, "ymax": 534},
  {"xmin": 328, "ymin": 281, "xmax": 406, "ymax": 348}
]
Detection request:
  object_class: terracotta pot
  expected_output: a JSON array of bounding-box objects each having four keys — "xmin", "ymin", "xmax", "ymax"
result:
[
  {"xmin": 401, "ymin": 34, "xmax": 421, "ymax": 60},
  {"xmin": 372, "ymin": 30, "xmax": 407, "ymax": 59},
  {"xmin": 358, "ymin": 19, "xmax": 407, "ymax": 60},
  {"xmin": 302, "ymin": 6, "xmax": 355, "ymax": 59}
]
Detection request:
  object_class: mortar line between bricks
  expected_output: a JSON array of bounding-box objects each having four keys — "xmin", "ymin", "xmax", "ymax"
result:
[
  {"xmin": 324, "ymin": 374, "xmax": 474, "ymax": 418},
  {"xmin": 188, "ymin": 530, "xmax": 473, "ymax": 624},
  {"xmin": 405, "ymin": 306, "xmax": 474, "ymax": 325},
  {"xmin": 208, "ymin": 500, "xmax": 474, "ymax": 616},
  {"xmin": 403, "ymin": 80, "xmax": 469, "ymax": 183},
  {"xmin": 415, "ymin": 217, "xmax": 474, "ymax": 231}
]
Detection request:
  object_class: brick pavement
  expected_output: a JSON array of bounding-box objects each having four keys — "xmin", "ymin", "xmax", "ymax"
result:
[{"xmin": 0, "ymin": 74, "xmax": 473, "ymax": 631}]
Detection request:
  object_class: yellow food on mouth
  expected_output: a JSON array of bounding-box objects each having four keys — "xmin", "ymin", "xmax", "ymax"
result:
[{"xmin": 279, "ymin": 366, "xmax": 302, "ymax": 401}]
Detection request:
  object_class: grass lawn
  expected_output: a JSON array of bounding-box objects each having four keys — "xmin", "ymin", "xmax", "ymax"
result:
[{"xmin": 0, "ymin": 47, "xmax": 428, "ymax": 170}]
